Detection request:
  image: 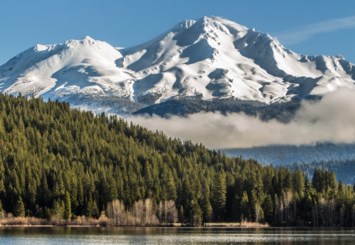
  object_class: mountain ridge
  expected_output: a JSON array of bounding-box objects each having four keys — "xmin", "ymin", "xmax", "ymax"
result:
[{"xmin": 1, "ymin": 16, "xmax": 355, "ymax": 115}]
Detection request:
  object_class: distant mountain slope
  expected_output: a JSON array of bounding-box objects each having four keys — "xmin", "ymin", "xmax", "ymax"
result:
[
  {"xmin": 290, "ymin": 160, "xmax": 355, "ymax": 185},
  {"xmin": 224, "ymin": 143, "xmax": 355, "ymax": 184},
  {"xmin": 1, "ymin": 16, "xmax": 355, "ymax": 115},
  {"xmin": 223, "ymin": 143, "xmax": 355, "ymax": 165},
  {"xmin": 133, "ymin": 97, "xmax": 301, "ymax": 121}
]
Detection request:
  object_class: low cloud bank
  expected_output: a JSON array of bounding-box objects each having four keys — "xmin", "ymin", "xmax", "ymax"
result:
[{"xmin": 129, "ymin": 89, "xmax": 355, "ymax": 149}]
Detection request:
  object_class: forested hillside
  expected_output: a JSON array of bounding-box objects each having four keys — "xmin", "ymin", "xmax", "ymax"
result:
[
  {"xmin": 225, "ymin": 144, "xmax": 355, "ymax": 184},
  {"xmin": 224, "ymin": 143, "xmax": 355, "ymax": 166},
  {"xmin": 0, "ymin": 95, "xmax": 354, "ymax": 226},
  {"xmin": 291, "ymin": 160, "xmax": 355, "ymax": 185}
]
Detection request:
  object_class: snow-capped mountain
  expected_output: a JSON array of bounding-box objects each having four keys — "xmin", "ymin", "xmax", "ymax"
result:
[{"xmin": 1, "ymin": 16, "xmax": 355, "ymax": 115}]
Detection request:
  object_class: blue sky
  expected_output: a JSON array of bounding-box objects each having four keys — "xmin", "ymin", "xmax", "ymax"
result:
[{"xmin": 1, "ymin": 0, "xmax": 355, "ymax": 64}]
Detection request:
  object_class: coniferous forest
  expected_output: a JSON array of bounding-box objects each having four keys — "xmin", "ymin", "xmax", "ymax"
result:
[{"xmin": 0, "ymin": 94, "xmax": 354, "ymax": 226}]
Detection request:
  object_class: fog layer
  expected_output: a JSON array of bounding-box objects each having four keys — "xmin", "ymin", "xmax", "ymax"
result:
[{"xmin": 129, "ymin": 89, "xmax": 355, "ymax": 148}]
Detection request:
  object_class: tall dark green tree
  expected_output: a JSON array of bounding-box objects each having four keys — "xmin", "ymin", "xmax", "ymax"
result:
[
  {"xmin": 64, "ymin": 191, "xmax": 72, "ymax": 220},
  {"xmin": 14, "ymin": 197, "xmax": 25, "ymax": 217},
  {"xmin": 211, "ymin": 173, "xmax": 226, "ymax": 220}
]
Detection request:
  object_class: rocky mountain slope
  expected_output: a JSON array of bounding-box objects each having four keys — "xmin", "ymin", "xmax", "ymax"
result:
[{"xmin": 1, "ymin": 16, "xmax": 355, "ymax": 115}]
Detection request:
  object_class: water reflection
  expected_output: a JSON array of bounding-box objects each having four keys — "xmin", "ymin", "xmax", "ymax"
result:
[{"xmin": 0, "ymin": 227, "xmax": 354, "ymax": 244}]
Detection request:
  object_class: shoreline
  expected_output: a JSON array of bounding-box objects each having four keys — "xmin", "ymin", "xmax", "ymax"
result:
[
  {"xmin": 0, "ymin": 224, "xmax": 353, "ymax": 229},
  {"xmin": 0, "ymin": 218, "xmax": 352, "ymax": 229},
  {"xmin": 0, "ymin": 218, "xmax": 268, "ymax": 228}
]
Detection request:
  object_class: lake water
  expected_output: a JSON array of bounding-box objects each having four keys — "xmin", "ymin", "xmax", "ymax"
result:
[{"xmin": 0, "ymin": 227, "xmax": 354, "ymax": 244}]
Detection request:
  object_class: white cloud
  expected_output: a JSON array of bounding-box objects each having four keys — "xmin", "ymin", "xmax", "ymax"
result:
[
  {"xmin": 277, "ymin": 16, "xmax": 355, "ymax": 45},
  {"xmin": 129, "ymin": 89, "xmax": 355, "ymax": 149}
]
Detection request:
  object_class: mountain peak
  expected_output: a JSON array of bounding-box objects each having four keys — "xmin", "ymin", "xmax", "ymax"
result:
[
  {"xmin": 169, "ymin": 16, "xmax": 248, "ymax": 49},
  {"xmin": 63, "ymin": 35, "xmax": 99, "ymax": 48},
  {"xmin": 199, "ymin": 16, "xmax": 247, "ymax": 30},
  {"xmin": 83, "ymin": 35, "xmax": 95, "ymax": 41},
  {"xmin": 173, "ymin": 16, "xmax": 248, "ymax": 34},
  {"xmin": 81, "ymin": 35, "xmax": 97, "ymax": 45}
]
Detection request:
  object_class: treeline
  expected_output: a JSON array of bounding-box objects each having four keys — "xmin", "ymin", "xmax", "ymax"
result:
[
  {"xmin": 291, "ymin": 159, "xmax": 355, "ymax": 184},
  {"xmin": 134, "ymin": 97, "xmax": 300, "ymax": 122},
  {"xmin": 0, "ymin": 95, "xmax": 354, "ymax": 226},
  {"xmin": 225, "ymin": 143, "xmax": 355, "ymax": 166}
]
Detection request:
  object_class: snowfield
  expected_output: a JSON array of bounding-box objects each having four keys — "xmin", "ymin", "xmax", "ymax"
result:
[{"xmin": 1, "ymin": 16, "xmax": 355, "ymax": 114}]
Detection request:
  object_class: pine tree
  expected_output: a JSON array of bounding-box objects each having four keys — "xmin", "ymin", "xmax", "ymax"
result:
[
  {"xmin": 211, "ymin": 173, "xmax": 226, "ymax": 220},
  {"xmin": 201, "ymin": 195, "xmax": 213, "ymax": 224},
  {"xmin": 86, "ymin": 195, "xmax": 99, "ymax": 218},
  {"xmin": 240, "ymin": 191, "xmax": 249, "ymax": 221},
  {"xmin": 292, "ymin": 170, "xmax": 305, "ymax": 197},
  {"xmin": 64, "ymin": 191, "xmax": 72, "ymax": 220},
  {"xmin": 166, "ymin": 171, "xmax": 177, "ymax": 200},
  {"xmin": 14, "ymin": 197, "xmax": 25, "ymax": 217},
  {"xmin": 262, "ymin": 194, "xmax": 274, "ymax": 224},
  {"xmin": 190, "ymin": 199, "xmax": 202, "ymax": 226}
]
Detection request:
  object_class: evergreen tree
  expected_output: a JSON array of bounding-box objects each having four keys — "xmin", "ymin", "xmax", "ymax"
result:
[
  {"xmin": 64, "ymin": 191, "xmax": 72, "ymax": 220},
  {"xmin": 262, "ymin": 194, "xmax": 274, "ymax": 224},
  {"xmin": 190, "ymin": 199, "xmax": 202, "ymax": 226},
  {"xmin": 240, "ymin": 191, "xmax": 250, "ymax": 221},
  {"xmin": 201, "ymin": 194, "xmax": 213, "ymax": 224},
  {"xmin": 14, "ymin": 197, "xmax": 25, "ymax": 217},
  {"xmin": 211, "ymin": 173, "xmax": 226, "ymax": 220}
]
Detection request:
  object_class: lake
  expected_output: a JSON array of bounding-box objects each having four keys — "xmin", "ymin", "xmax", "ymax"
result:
[{"xmin": 0, "ymin": 227, "xmax": 354, "ymax": 244}]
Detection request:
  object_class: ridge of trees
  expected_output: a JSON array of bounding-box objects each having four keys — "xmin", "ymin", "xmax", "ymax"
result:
[{"xmin": 0, "ymin": 94, "xmax": 354, "ymax": 226}]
